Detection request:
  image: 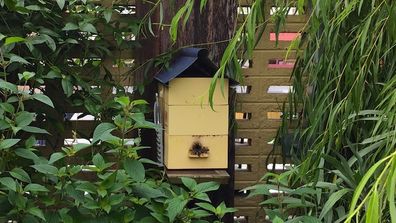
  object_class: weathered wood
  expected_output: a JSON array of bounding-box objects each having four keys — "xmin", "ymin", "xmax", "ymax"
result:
[{"xmin": 166, "ymin": 169, "xmax": 230, "ymax": 184}]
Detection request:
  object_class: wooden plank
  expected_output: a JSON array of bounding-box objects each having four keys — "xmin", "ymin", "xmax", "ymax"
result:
[
  {"xmin": 234, "ymin": 194, "xmax": 263, "ymax": 207},
  {"xmin": 91, "ymin": 0, "xmax": 136, "ymax": 5},
  {"xmin": 234, "ymin": 180, "xmax": 257, "ymax": 190},
  {"xmin": 236, "ymin": 76, "xmax": 291, "ymax": 103},
  {"xmin": 234, "ymin": 207, "xmax": 268, "ymax": 223},
  {"xmin": 166, "ymin": 170, "xmax": 229, "ymax": 184},
  {"xmin": 235, "ymin": 156, "xmax": 263, "ymax": 181},
  {"xmin": 242, "ymin": 50, "xmax": 297, "ymax": 76},
  {"xmin": 255, "ymin": 23, "xmax": 305, "ymax": 50},
  {"xmin": 235, "ymin": 102, "xmax": 286, "ymax": 129},
  {"xmin": 236, "ymin": 129, "xmax": 281, "ymax": 156},
  {"xmin": 238, "ymin": 0, "xmax": 308, "ymax": 24}
]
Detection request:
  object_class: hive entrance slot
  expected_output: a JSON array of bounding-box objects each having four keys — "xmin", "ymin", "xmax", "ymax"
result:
[{"xmin": 189, "ymin": 141, "xmax": 209, "ymax": 158}]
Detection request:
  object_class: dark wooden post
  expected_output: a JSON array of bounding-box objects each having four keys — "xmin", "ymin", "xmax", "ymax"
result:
[
  {"xmin": 159, "ymin": 1, "xmax": 237, "ymax": 222},
  {"xmin": 137, "ymin": 1, "xmax": 237, "ymax": 222}
]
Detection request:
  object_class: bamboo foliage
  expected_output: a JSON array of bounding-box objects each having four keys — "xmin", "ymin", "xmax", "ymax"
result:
[{"xmin": 244, "ymin": 0, "xmax": 396, "ymax": 222}]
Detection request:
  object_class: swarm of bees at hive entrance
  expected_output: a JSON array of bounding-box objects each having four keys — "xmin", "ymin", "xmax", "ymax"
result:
[{"xmin": 190, "ymin": 142, "xmax": 209, "ymax": 157}]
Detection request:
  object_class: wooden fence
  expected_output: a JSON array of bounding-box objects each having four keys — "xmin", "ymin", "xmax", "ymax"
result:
[{"xmin": 233, "ymin": 1, "xmax": 307, "ymax": 222}]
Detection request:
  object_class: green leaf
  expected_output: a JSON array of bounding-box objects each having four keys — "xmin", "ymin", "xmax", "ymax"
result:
[
  {"xmin": 366, "ymin": 188, "xmax": 379, "ymax": 223},
  {"xmin": 195, "ymin": 181, "xmax": 219, "ymax": 193},
  {"xmin": 319, "ymin": 188, "xmax": 351, "ymax": 220},
  {"xmin": 5, "ymin": 36, "xmax": 25, "ymax": 45},
  {"xmin": 348, "ymin": 155, "xmax": 389, "ymax": 219},
  {"xmin": 32, "ymin": 94, "xmax": 54, "ymax": 108},
  {"xmin": 61, "ymin": 78, "xmax": 73, "ymax": 97},
  {"xmin": 167, "ymin": 197, "xmax": 189, "ymax": 222},
  {"xmin": 62, "ymin": 23, "xmax": 79, "ymax": 31},
  {"xmin": 18, "ymin": 71, "xmax": 35, "ymax": 81},
  {"xmin": 22, "ymin": 126, "xmax": 50, "ymax": 134},
  {"xmin": 27, "ymin": 207, "xmax": 46, "ymax": 221},
  {"xmin": 31, "ymin": 164, "xmax": 58, "ymax": 175},
  {"xmin": 65, "ymin": 38, "xmax": 78, "ymax": 44},
  {"xmin": 0, "ymin": 177, "xmax": 17, "ymax": 191},
  {"xmin": 115, "ymin": 96, "xmax": 130, "ymax": 107},
  {"xmin": 10, "ymin": 168, "xmax": 31, "ymax": 183},
  {"xmin": 10, "ymin": 54, "xmax": 30, "ymax": 64},
  {"xmin": 104, "ymin": 9, "xmax": 112, "ymax": 23},
  {"xmin": 25, "ymin": 183, "xmax": 49, "ymax": 192},
  {"xmin": 92, "ymin": 123, "xmax": 116, "ymax": 143},
  {"xmin": 124, "ymin": 159, "xmax": 145, "ymax": 182},
  {"xmin": 0, "ymin": 139, "xmax": 20, "ymax": 150},
  {"xmin": 56, "ymin": 0, "xmax": 65, "ymax": 9},
  {"xmin": 15, "ymin": 111, "xmax": 34, "ymax": 128},
  {"xmin": 194, "ymin": 192, "xmax": 211, "ymax": 202},
  {"xmin": 388, "ymin": 160, "xmax": 396, "ymax": 223},
  {"xmin": 49, "ymin": 152, "xmax": 65, "ymax": 164},
  {"xmin": 0, "ymin": 79, "xmax": 17, "ymax": 92},
  {"xmin": 272, "ymin": 216, "xmax": 285, "ymax": 223},
  {"xmin": 92, "ymin": 153, "xmax": 105, "ymax": 170},
  {"xmin": 131, "ymin": 183, "xmax": 165, "ymax": 199},
  {"xmin": 181, "ymin": 177, "xmax": 197, "ymax": 191},
  {"xmin": 15, "ymin": 148, "xmax": 39, "ymax": 160},
  {"xmin": 196, "ymin": 202, "xmax": 216, "ymax": 213},
  {"xmin": 109, "ymin": 194, "xmax": 124, "ymax": 205},
  {"xmin": 42, "ymin": 34, "xmax": 56, "ymax": 51},
  {"xmin": 79, "ymin": 23, "xmax": 97, "ymax": 33}
]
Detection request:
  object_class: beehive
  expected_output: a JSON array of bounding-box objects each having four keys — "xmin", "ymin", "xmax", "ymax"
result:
[{"xmin": 155, "ymin": 48, "xmax": 233, "ymax": 169}]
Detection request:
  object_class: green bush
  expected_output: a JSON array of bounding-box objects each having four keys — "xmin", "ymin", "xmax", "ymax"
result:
[{"xmin": 0, "ymin": 1, "xmax": 234, "ymax": 222}]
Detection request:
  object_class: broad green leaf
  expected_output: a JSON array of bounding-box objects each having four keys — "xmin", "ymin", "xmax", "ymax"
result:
[
  {"xmin": 180, "ymin": 177, "xmax": 197, "ymax": 191},
  {"xmin": 131, "ymin": 183, "xmax": 164, "ymax": 199},
  {"xmin": 79, "ymin": 23, "xmax": 97, "ymax": 33},
  {"xmin": 49, "ymin": 152, "xmax": 65, "ymax": 164},
  {"xmin": 42, "ymin": 34, "xmax": 56, "ymax": 51},
  {"xmin": 115, "ymin": 96, "xmax": 130, "ymax": 107},
  {"xmin": 5, "ymin": 36, "xmax": 25, "ymax": 45},
  {"xmin": 0, "ymin": 177, "xmax": 17, "ymax": 191},
  {"xmin": 273, "ymin": 216, "xmax": 285, "ymax": 223},
  {"xmin": 0, "ymin": 79, "xmax": 17, "ymax": 92},
  {"xmin": 15, "ymin": 111, "xmax": 34, "ymax": 127},
  {"xmin": 109, "ymin": 194, "xmax": 124, "ymax": 205},
  {"xmin": 92, "ymin": 123, "xmax": 116, "ymax": 143},
  {"xmin": 61, "ymin": 78, "xmax": 73, "ymax": 97},
  {"xmin": 25, "ymin": 183, "xmax": 49, "ymax": 192},
  {"xmin": 18, "ymin": 71, "xmax": 35, "ymax": 81},
  {"xmin": 104, "ymin": 9, "xmax": 112, "ymax": 23},
  {"xmin": 195, "ymin": 181, "xmax": 219, "ymax": 193},
  {"xmin": 32, "ymin": 94, "xmax": 54, "ymax": 108},
  {"xmin": 0, "ymin": 139, "xmax": 20, "ymax": 149},
  {"xmin": 15, "ymin": 148, "xmax": 39, "ymax": 160},
  {"xmin": 62, "ymin": 23, "xmax": 79, "ymax": 31},
  {"xmin": 10, "ymin": 54, "xmax": 30, "ymax": 64},
  {"xmin": 27, "ymin": 207, "xmax": 46, "ymax": 220},
  {"xmin": 22, "ymin": 126, "xmax": 50, "ymax": 134},
  {"xmin": 31, "ymin": 164, "xmax": 58, "ymax": 175},
  {"xmin": 196, "ymin": 202, "xmax": 216, "ymax": 213},
  {"xmin": 56, "ymin": 0, "xmax": 65, "ymax": 9},
  {"xmin": 124, "ymin": 159, "xmax": 145, "ymax": 182},
  {"xmin": 10, "ymin": 167, "xmax": 31, "ymax": 183},
  {"xmin": 92, "ymin": 153, "xmax": 105, "ymax": 170},
  {"xmin": 167, "ymin": 197, "xmax": 189, "ymax": 222}
]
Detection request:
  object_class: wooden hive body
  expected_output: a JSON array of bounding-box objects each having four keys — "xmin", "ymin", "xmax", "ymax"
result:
[{"xmin": 159, "ymin": 78, "xmax": 229, "ymax": 169}]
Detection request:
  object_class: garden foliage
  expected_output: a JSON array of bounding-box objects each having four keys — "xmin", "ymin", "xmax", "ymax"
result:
[
  {"xmin": 245, "ymin": 0, "xmax": 396, "ymax": 222},
  {"xmin": 0, "ymin": 1, "xmax": 234, "ymax": 222}
]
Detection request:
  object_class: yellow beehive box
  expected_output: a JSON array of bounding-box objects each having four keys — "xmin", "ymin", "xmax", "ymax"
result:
[{"xmin": 154, "ymin": 48, "xmax": 234, "ymax": 170}]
